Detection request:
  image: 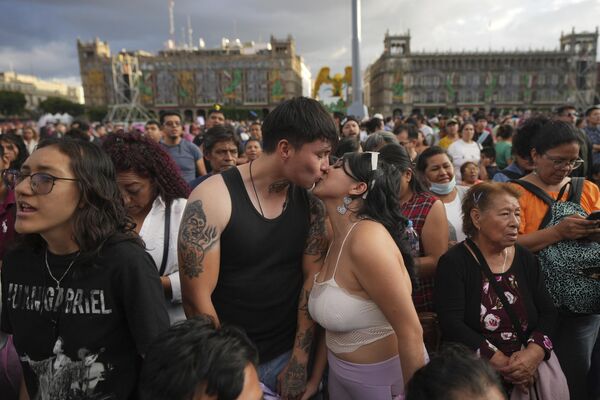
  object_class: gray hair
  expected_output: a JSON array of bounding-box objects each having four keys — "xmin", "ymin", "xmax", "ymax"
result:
[{"xmin": 363, "ymin": 130, "xmax": 399, "ymax": 152}]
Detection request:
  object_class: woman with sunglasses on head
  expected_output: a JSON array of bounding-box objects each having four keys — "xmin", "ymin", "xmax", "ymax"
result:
[
  {"xmin": 509, "ymin": 116, "xmax": 600, "ymax": 400},
  {"xmin": 0, "ymin": 138, "xmax": 169, "ymax": 400},
  {"xmin": 103, "ymin": 131, "xmax": 190, "ymax": 324},
  {"xmin": 309, "ymin": 150, "xmax": 427, "ymax": 399}
]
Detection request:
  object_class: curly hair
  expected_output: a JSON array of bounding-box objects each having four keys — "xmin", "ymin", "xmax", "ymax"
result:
[
  {"xmin": 102, "ymin": 131, "xmax": 190, "ymax": 202},
  {"xmin": 18, "ymin": 138, "xmax": 142, "ymax": 264}
]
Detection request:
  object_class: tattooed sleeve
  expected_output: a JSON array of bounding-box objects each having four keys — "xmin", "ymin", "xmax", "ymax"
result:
[
  {"xmin": 303, "ymin": 193, "xmax": 328, "ymax": 262},
  {"xmin": 178, "ymin": 200, "xmax": 218, "ymax": 279}
]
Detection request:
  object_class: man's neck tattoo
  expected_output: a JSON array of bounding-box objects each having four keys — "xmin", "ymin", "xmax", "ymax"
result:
[{"xmin": 269, "ymin": 180, "xmax": 290, "ymax": 193}]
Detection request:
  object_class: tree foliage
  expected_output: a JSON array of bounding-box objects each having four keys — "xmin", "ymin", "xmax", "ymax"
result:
[
  {"xmin": 0, "ymin": 90, "xmax": 27, "ymax": 116},
  {"xmin": 39, "ymin": 96, "xmax": 84, "ymax": 116}
]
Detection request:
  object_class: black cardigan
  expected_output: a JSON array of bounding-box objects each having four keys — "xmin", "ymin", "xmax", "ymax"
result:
[{"xmin": 434, "ymin": 242, "xmax": 557, "ymax": 354}]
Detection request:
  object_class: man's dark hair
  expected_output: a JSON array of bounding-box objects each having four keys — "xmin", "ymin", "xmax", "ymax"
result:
[
  {"xmin": 334, "ymin": 136, "xmax": 360, "ymax": 158},
  {"xmin": 474, "ymin": 112, "xmax": 487, "ymax": 122},
  {"xmin": 140, "ymin": 315, "xmax": 259, "ymax": 400},
  {"xmin": 555, "ymin": 104, "xmax": 576, "ymax": 115},
  {"xmin": 406, "ymin": 344, "xmax": 505, "ymax": 400},
  {"xmin": 480, "ymin": 146, "xmax": 496, "ymax": 160},
  {"xmin": 204, "ymin": 125, "xmax": 240, "ymax": 154},
  {"xmin": 160, "ymin": 111, "xmax": 182, "ymax": 125},
  {"xmin": 208, "ymin": 108, "xmax": 225, "ymax": 117},
  {"xmin": 365, "ymin": 117, "xmax": 382, "ymax": 134},
  {"xmin": 145, "ymin": 119, "xmax": 160, "ymax": 127},
  {"xmin": 261, "ymin": 97, "xmax": 338, "ymax": 153},
  {"xmin": 585, "ymin": 105, "xmax": 600, "ymax": 117},
  {"xmin": 393, "ymin": 123, "xmax": 419, "ymax": 140},
  {"xmin": 64, "ymin": 128, "xmax": 89, "ymax": 142},
  {"xmin": 496, "ymin": 124, "xmax": 514, "ymax": 140}
]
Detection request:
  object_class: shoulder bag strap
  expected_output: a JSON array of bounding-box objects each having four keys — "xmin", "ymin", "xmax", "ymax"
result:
[
  {"xmin": 512, "ymin": 179, "xmax": 555, "ymax": 229},
  {"xmin": 566, "ymin": 177, "xmax": 584, "ymax": 204},
  {"xmin": 464, "ymin": 239, "xmax": 529, "ymax": 346},
  {"xmin": 159, "ymin": 200, "xmax": 172, "ymax": 276}
]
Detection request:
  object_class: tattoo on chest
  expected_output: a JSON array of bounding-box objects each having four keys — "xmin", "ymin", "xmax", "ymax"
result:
[
  {"xmin": 178, "ymin": 200, "xmax": 218, "ymax": 278},
  {"xmin": 268, "ymin": 180, "xmax": 290, "ymax": 193}
]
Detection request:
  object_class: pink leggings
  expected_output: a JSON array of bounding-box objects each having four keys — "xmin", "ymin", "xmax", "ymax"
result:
[{"xmin": 327, "ymin": 351, "xmax": 404, "ymax": 400}]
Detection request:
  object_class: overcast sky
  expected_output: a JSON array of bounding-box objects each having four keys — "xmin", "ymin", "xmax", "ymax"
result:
[{"xmin": 1, "ymin": 0, "xmax": 599, "ymax": 88}]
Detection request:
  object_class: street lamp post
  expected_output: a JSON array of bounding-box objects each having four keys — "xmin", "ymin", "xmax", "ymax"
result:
[{"xmin": 347, "ymin": 0, "xmax": 368, "ymax": 119}]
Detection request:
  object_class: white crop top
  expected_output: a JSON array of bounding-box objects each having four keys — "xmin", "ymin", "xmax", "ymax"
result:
[{"xmin": 308, "ymin": 222, "xmax": 394, "ymax": 353}]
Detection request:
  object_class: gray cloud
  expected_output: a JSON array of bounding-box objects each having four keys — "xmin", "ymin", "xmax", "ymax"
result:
[{"xmin": 1, "ymin": 0, "xmax": 598, "ymax": 89}]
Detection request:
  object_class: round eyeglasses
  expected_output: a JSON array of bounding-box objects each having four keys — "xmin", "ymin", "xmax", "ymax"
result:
[
  {"xmin": 3, "ymin": 170, "xmax": 78, "ymax": 195},
  {"xmin": 542, "ymin": 155, "xmax": 584, "ymax": 170}
]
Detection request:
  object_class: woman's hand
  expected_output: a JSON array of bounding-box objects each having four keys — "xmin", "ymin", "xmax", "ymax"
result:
[
  {"xmin": 499, "ymin": 345, "xmax": 544, "ymax": 384},
  {"xmin": 299, "ymin": 378, "xmax": 320, "ymax": 400},
  {"xmin": 554, "ymin": 214, "xmax": 600, "ymax": 240},
  {"xmin": 489, "ymin": 350, "xmax": 510, "ymax": 370}
]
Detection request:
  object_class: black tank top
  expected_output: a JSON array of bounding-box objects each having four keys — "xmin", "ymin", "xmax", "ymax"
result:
[{"xmin": 214, "ymin": 167, "xmax": 310, "ymax": 362}]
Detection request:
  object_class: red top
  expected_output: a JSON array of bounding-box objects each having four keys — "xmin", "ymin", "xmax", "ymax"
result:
[{"xmin": 401, "ymin": 191, "xmax": 437, "ymax": 312}]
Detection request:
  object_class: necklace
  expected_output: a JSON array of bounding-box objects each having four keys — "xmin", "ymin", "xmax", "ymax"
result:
[
  {"xmin": 499, "ymin": 248, "xmax": 509, "ymax": 273},
  {"xmin": 249, "ymin": 160, "xmax": 265, "ymax": 217},
  {"xmin": 45, "ymin": 249, "xmax": 79, "ymax": 290}
]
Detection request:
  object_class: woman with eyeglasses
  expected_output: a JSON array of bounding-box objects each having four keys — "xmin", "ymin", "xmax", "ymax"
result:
[
  {"xmin": 308, "ymin": 150, "xmax": 427, "ymax": 399},
  {"xmin": 0, "ymin": 138, "xmax": 169, "ymax": 400},
  {"xmin": 103, "ymin": 131, "xmax": 190, "ymax": 323},
  {"xmin": 509, "ymin": 116, "xmax": 600, "ymax": 400}
]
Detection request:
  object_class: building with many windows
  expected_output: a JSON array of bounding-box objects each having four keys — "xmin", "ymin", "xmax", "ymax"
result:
[
  {"xmin": 0, "ymin": 71, "xmax": 83, "ymax": 110},
  {"xmin": 364, "ymin": 28, "xmax": 599, "ymax": 116},
  {"xmin": 77, "ymin": 36, "xmax": 310, "ymax": 121}
]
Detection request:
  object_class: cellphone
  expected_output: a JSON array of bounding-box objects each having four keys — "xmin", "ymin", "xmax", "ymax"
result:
[
  {"xmin": 587, "ymin": 211, "xmax": 600, "ymax": 221},
  {"xmin": 582, "ymin": 267, "xmax": 600, "ymax": 280}
]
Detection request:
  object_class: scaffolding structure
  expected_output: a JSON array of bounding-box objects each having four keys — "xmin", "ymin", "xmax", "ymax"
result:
[{"xmin": 105, "ymin": 54, "xmax": 153, "ymax": 124}]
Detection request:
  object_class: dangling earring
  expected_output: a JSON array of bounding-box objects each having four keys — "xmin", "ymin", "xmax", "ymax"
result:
[{"xmin": 336, "ymin": 195, "xmax": 352, "ymax": 215}]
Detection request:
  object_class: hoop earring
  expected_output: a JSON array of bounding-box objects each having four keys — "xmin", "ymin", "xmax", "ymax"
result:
[{"xmin": 336, "ymin": 195, "xmax": 352, "ymax": 215}]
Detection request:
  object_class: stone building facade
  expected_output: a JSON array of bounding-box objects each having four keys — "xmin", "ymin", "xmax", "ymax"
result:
[
  {"xmin": 0, "ymin": 71, "xmax": 83, "ymax": 110},
  {"xmin": 77, "ymin": 36, "xmax": 309, "ymax": 121},
  {"xmin": 364, "ymin": 28, "xmax": 599, "ymax": 116}
]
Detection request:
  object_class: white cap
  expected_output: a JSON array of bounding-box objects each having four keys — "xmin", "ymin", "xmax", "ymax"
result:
[{"xmin": 373, "ymin": 113, "xmax": 384, "ymax": 120}]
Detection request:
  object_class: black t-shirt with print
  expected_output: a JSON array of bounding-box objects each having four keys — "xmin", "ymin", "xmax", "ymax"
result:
[{"xmin": 0, "ymin": 237, "xmax": 170, "ymax": 400}]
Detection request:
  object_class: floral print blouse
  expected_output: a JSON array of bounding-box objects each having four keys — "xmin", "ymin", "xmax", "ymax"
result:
[{"xmin": 478, "ymin": 271, "xmax": 553, "ymax": 359}]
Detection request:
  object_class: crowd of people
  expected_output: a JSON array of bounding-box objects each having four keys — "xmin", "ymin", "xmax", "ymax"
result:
[{"xmin": 0, "ymin": 98, "xmax": 599, "ymax": 400}]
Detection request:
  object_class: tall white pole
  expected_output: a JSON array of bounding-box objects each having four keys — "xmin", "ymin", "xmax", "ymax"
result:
[{"xmin": 347, "ymin": 0, "xmax": 368, "ymax": 118}]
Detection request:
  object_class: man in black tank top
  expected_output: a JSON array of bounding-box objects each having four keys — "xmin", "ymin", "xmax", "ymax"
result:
[{"xmin": 178, "ymin": 97, "xmax": 338, "ymax": 399}]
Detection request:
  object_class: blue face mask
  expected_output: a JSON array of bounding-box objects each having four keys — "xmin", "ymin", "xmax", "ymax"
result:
[{"xmin": 430, "ymin": 176, "xmax": 456, "ymax": 195}]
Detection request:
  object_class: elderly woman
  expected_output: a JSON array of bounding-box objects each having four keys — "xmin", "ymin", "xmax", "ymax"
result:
[
  {"xmin": 309, "ymin": 151, "xmax": 427, "ymax": 399},
  {"xmin": 434, "ymin": 182, "xmax": 564, "ymax": 398},
  {"xmin": 416, "ymin": 146, "xmax": 469, "ymax": 245},
  {"xmin": 362, "ymin": 131, "xmax": 398, "ymax": 152},
  {"xmin": 103, "ymin": 132, "xmax": 191, "ymax": 323},
  {"xmin": 509, "ymin": 116, "xmax": 600, "ymax": 400}
]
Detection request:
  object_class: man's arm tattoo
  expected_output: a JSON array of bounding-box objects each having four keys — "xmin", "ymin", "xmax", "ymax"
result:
[
  {"xmin": 304, "ymin": 194, "xmax": 328, "ymax": 261},
  {"xmin": 178, "ymin": 200, "xmax": 218, "ymax": 278}
]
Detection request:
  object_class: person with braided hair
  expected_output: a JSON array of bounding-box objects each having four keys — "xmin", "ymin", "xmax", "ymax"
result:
[{"xmin": 103, "ymin": 131, "xmax": 191, "ymax": 323}]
